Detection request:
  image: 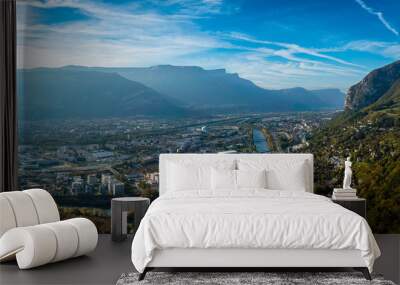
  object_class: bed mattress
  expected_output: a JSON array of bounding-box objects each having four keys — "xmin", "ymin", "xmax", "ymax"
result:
[{"xmin": 131, "ymin": 190, "xmax": 380, "ymax": 273}]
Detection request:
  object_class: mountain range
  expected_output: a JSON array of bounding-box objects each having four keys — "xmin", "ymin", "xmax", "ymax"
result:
[
  {"xmin": 307, "ymin": 59, "xmax": 400, "ymax": 233},
  {"xmin": 17, "ymin": 69, "xmax": 188, "ymax": 121},
  {"xmin": 64, "ymin": 65, "xmax": 345, "ymax": 110},
  {"xmin": 18, "ymin": 65, "xmax": 345, "ymax": 120}
]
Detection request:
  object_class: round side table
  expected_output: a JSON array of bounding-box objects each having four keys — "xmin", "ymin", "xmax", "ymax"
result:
[{"xmin": 111, "ymin": 197, "xmax": 150, "ymax": 242}]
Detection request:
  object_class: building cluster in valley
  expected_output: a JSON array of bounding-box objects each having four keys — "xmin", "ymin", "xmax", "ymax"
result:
[{"xmin": 18, "ymin": 112, "xmax": 335, "ymax": 204}]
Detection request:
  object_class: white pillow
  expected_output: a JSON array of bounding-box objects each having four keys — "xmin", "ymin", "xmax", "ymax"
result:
[
  {"xmin": 267, "ymin": 161, "xmax": 307, "ymax": 191},
  {"xmin": 211, "ymin": 168, "xmax": 236, "ymax": 191},
  {"xmin": 236, "ymin": 169, "xmax": 267, "ymax": 189},
  {"xmin": 238, "ymin": 159, "xmax": 307, "ymax": 191},
  {"xmin": 167, "ymin": 160, "xmax": 236, "ymax": 192},
  {"xmin": 167, "ymin": 162, "xmax": 210, "ymax": 191}
]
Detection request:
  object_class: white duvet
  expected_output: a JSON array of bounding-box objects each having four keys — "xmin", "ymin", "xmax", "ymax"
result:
[{"xmin": 131, "ymin": 190, "xmax": 380, "ymax": 273}]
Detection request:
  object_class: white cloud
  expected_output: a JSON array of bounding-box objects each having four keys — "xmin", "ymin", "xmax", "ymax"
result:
[
  {"xmin": 17, "ymin": 0, "xmax": 381, "ymax": 90},
  {"xmin": 317, "ymin": 40, "xmax": 400, "ymax": 59},
  {"xmin": 17, "ymin": 0, "xmax": 227, "ymax": 68},
  {"xmin": 345, "ymin": 40, "xmax": 400, "ymax": 58},
  {"xmin": 355, "ymin": 0, "xmax": 398, "ymax": 36},
  {"xmin": 227, "ymin": 32, "xmax": 362, "ymax": 67}
]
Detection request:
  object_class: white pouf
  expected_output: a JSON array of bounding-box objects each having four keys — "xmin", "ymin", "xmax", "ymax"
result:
[{"xmin": 0, "ymin": 189, "xmax": 98, "ymax": 269}]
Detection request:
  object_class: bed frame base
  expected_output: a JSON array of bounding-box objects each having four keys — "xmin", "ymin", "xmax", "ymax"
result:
[
  {"xmin": 354, "ymin": 267, "xmax": 372, "ymax": 280},
  {"xmin": 138, "ymin": 268, "xmax": 149, "ymax": 281},
  {"xmin": 138, "ymin": 249, "xmax": 371, "ymax": 281},
  {"xmin": 138, "ymin": 267, "xmax": 372, "ymax": 281}
]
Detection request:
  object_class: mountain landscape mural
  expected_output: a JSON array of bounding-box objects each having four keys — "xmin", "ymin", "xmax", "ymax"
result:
[
  {"xmin": 16, "ymin": 0, "xmax": 400, "ymax": 234},
  {"xmin": 63, "ymin": 65, "xmax": 346, "ymax": 110},
  {"xmin": 18, "ymin": 65, "xmax": 345, "ymax": 121},
  {"xmin": 18, "ymin": 69, "xmax": 189, "ymax": 120},
  {"xmin": 308, "ymin": 60, "xmax": 400, "ymax": 233}
]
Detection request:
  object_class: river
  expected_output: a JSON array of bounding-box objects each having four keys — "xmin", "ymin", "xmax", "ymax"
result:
[{"xmin": 253, "ymin": 128, "xmax": 270, "ymax": 153}]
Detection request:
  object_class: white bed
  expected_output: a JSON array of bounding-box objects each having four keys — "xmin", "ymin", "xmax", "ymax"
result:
[{"xmin": 131, "ymin": 154, "xmax": 380, "ymax": 280}]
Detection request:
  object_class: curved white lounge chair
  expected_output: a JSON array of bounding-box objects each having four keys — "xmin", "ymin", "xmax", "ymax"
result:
[{"xmin": 0, "ymin": 189, "xmax": 98, "ymax": 269}]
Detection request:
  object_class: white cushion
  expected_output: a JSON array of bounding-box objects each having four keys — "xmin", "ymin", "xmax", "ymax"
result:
[
  {"xmin": 65, "ymin": 218, "xmax": 98, "ymax": 257},
  {"xmin": 0, "ymin": 189, "xmax": 98, "ymax": 269},
  {"xmin": 167, "ymin": 160, "xmax": 235, "ymax": 192},
  {"xmin": 0, "ymin": 218, "xmax": 98, "ymax": 269},
  {"xmin": 0, "ymin": 190, "xmax": 60, "ymax": 238},
  {"xmin": 159, "ymin": 154, "xmax": 313, "ymax": 195},
  {"xmin": 211, "ymin": 168, "xmax": 236, "ymax": 191},
  {"xmin": 42, "ymin": 221, "xmax": 79, "ymax": 262},
  {"xmin": 238, "ymin": 159, "xmax": 307, "ymax": 191},
  {"xmin": 236, "ymin": 169, "xmax": 267, "ymax": 189},
  {"xmin": 0, "ymin": 192, "xmax": 39, "ymax": 227},
  {"xmin": 24, "ymin": 189, "xmax": 60, "ymax": 224},
  {"xmin": 0, "ymin": 226, "xmax": 57, "ymax": 269},
  {"xmin": 0, "ymin": 196, "xmax": 17, "ymax": 237},
  {"xmin": 167, "ymin": 162, "xmax": 210, "ymax": 191}
]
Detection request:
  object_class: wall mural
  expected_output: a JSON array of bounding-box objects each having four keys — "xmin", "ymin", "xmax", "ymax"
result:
[{"xmin": 17, "ymin": 0, "xmax": 399, "ymax": 233}]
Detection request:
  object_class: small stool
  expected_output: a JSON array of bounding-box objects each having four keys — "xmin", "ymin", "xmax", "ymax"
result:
[{"xmin": 111, "ymin": 197, "xmax": 150, "ymax": 242}]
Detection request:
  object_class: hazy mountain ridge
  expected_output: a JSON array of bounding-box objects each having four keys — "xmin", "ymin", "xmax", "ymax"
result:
[
  {"xmin": 18, "ymin": 69, "xmax": 189, "ymax": 120},
  {"xmin": 60, "ymin": 65, "xmax": 345, "ymax": 111},
  {"xmin": 18, "ymin": 65, "xmax": 346, "ymax": 121}
]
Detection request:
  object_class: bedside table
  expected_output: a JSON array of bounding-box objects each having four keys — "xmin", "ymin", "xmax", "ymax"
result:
[
  {"xmin": 111, "ymin": 197, "xmax": 150, "ymax": 242},
  {"xmin": 332, "ymin": 197, "xmax": 366, "ymax": 219}
]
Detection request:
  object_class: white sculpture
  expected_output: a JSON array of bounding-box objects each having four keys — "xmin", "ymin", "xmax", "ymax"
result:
[{"xmin": 343, "ymin": 157, "xmax": 353, "ymax": 189}]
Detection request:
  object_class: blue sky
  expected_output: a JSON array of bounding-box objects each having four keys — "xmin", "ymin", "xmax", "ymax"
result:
[{"xmin": 17, "ymin": 0, "xmax": 400, "ymax": 90}]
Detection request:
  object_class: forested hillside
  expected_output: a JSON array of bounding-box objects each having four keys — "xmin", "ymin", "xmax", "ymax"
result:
[{"xmin": 307, "ymin": 62, "xmax": 400, "ymax": 233}]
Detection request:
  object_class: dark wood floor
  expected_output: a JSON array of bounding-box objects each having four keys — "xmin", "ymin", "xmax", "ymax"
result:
[
  {"xmin": 0, "ymin": 234, "xmax": 399, "ymax": 285},
  {"xmin": 0, "ymin": 235, "xmax": 134, "ymax": 285},
  {"xmin": 374, "ymin": 234, "xmax": 400, "ymax": 284}
]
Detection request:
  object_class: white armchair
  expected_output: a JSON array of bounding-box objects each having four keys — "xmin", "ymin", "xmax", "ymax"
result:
[{"xmin": 0, "ymin": 189, "xmax": 98, "ymax": 269}]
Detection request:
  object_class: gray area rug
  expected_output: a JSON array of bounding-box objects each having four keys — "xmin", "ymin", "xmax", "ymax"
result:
[{"xmin": 116, "ymin": 272, "xmax": 396, "ymax": 285}]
